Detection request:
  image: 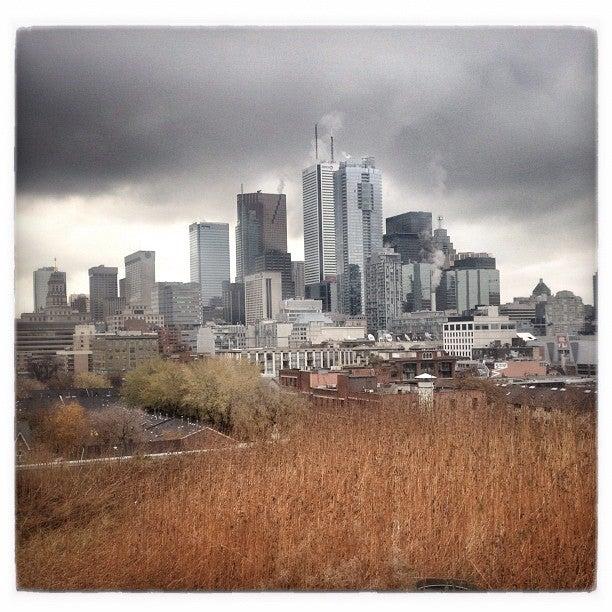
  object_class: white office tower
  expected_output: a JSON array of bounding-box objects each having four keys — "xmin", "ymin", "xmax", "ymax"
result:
[
  {"xmin": 244, "ymin": 271, "xmax": 282, "ymax": 326},
  {"xmin": 189, "ymin": 222, "xmax": 231, "ymax": 306},
  {"xmin": 124, "ymin": 251, "xmax": 155, "ymax": 307},
  {"xmin": 302, "ymin": 161, "xmax": 337, "ymax": 286},
  {"xmin": 334, "ymin": 157, "xmax": 383, "ymax": 315}
]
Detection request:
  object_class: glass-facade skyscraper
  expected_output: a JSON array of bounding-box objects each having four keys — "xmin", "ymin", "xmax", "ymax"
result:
[
  {"xmin": 436, "ymin": 253, "xmax": 500, "ymax": 314},
  {"xmin": 334, "ymin": 157, "xmax": 383, "ymax": 315},
  {"xmin": 189, "ymin": 222, "xmax": 230, "ymax": 307},
  {"xmin": 383, "ymin": 211, "xmax": 433, "ymax": 264}
]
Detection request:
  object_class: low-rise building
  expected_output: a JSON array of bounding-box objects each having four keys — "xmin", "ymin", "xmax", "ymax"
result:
[
  {"xmin": 527, "ymin": 334, "xmax": 597, "ymax": 376},
  {"xmin": 158, "ymin": 325, "xmax": 200, "ymax": 355},
  {"xmin": 443, "ymin": 305, "xmax": 517, "ymax": 359},
  {"xmin": 390, "ymin": 310, "xmax": 448, "ymax": 341},
  {"xmin": 485, "ymin": 359, "xmax": 547, "ymax": 379},
  {"xmin": 535, "ymin": 290, "xmax": 585, "ymax": 336},
  {"xmin": 278, "ymin": 298, "xmax": 323, "ymax": 323},
  {"xmin": 279, "ymin": 368, "xmax": 378, "ymax": 397},
  {"xmin": 56, "ymin": 350, "xmax": 92, "ymax": 376},
  {"xmin": 289, "ymin": 319, "xmax": 367, "ymax": 348},
  {"xmin": 105, "ymin": 304, "xmax": 164, "ymax": 333},
  {"xmin": 196, "ymin": 324, "xmax": 247, "ymax": 354},
  {"xmin": 218, "ymin": 346, "xmax": 363, "ymax": 377},
  {"xmin": 374, "ymin": 349, "xmax": 456, "ymax": 380},
  {"xmin": 246, "ymin": 320, "xmax": 293, "ymax": 349},
  {"xmin": 91, "ymin": 332, "xmax": 159, "ymax": 375},
  {"xmin": 15, "ymin": 320, "xmax": 78, "ymax": 374}
]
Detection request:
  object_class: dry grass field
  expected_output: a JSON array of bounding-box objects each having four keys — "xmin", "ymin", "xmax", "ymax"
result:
[{"xmin": 16, "ymin": 399, "xmax": 596, "ymax": 591}]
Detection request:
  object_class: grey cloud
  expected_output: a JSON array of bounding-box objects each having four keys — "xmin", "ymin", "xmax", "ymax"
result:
[{"xmin": 14, "ymin": 27, "xmax": 597, "ymax": 310}]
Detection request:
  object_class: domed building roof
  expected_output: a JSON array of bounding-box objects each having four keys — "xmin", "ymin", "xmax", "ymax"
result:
[{"xmin": 532, "ymin": 278, "xmax": 551, "ymax": 297}]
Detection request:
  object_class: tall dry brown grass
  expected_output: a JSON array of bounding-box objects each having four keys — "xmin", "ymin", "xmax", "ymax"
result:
[{"xmin": 16, "ymin": 399, "xmax": 595, "ymax": 591}]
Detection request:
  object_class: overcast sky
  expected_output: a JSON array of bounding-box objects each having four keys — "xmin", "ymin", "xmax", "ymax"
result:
[{"xmin": 15, "ymin": 27, "xmax": 596, "ymax": 314}]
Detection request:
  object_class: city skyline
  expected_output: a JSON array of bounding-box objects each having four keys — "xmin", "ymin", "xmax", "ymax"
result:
[{"xmin": 15, "ymin": 28, "xmax": 596, "ymax": 314}]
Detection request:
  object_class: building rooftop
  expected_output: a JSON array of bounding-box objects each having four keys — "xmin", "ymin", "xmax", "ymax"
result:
[{"xmin": 532, "ymin": 278, "xmax": 552, "ymax": 297}]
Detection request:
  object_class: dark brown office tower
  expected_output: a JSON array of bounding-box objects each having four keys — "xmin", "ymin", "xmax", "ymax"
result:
[
  {"xmin": 236, "ymin": 192, "xmax": 288, "ymax": 280},
  {"xmin": 235, "ymin": 191, "xmax": 294, "ymax": 299},
  {"xmin": 222, "ymin": 281, "xmax": 245, "ymax": 324},
  {"xmin": 383, "ymin": 211, "xmax": 433, "ymax": 264}
]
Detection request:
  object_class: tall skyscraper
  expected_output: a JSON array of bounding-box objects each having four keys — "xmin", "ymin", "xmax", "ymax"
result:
[
  {"xmin": 253, "ymin": 251, "xmax": 294, "ymax": 299},
  {"xmin": 151, "ymin": 282, "xmax": 201, "ymax": 327},
  {"xmin": 365, "ymin": 249, "xmax": 403, "ymax": 334},
  {"xmin": 334, "ymin": 157, "xmax": 383, "ymax": 315},
  {"xmin": 305, "ymin": 279, "xmax": 338, "ymax": 313},
  {"xmin": 124, "ymin": 250, "xmax": 156, "ymax": 307},
  {"xmin": 222, "ymin": 281, "xmax": 246, "ymax": 325},
  {"xmin": 33, "ymin": 266, "xmax": 56, "ymax": 311},
  {"xmin": 432, "ymin": 216, "xmax": 456, "ymax": 268},
  {"xmin": 45, "ymin": 270, "xmax": 68, "ymax": 307},
  {"xmin": 189, "ymin": 222, "xmax": 230, "ymax": 306},
  {"xmin": 69, "ymin": 294, "xmax": 89, "ymax": 314},
  {"xmin": 235, "ymin": 191, "xmax": 294, "ymax": 298},
  {"xmin": 291, "ymin": 261, "xmax": 305, "ymax": 299},
  {"xmin": 302, "ymin": 162, "xmax": 337, "ymax": 286},
  {"xmin": 383, "ymin": 211, "xmax": 433, "ymax": 264},
  {"xmin": 402, "ymin": 262, "xmax": 437, "ymax": 312},
  {"xmin": 436, "ymin": 253, "xmax": 500, "ymax": 313},
  {"xmin": 88, "ymin": 265, "xmax": 118, "ymax": 323}
]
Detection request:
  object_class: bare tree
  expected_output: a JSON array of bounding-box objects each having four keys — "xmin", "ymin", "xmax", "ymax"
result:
[
  {"xmin": 27, "ymin": 356, "xmax": 60, "ymax": 383},
  {"xmin": 90, "ymin": 407, "xmax": 145, "ymax": 455}
]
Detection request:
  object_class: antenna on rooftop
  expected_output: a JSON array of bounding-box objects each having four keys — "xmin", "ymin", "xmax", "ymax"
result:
[
  {"xmin": 330, "ymin": 134, "xmax": 334, "ymax": 163},
  {"xmin": 437, "ymin": 215, "xmax": 444, "ymax": 230},
  {"xmin": 315, "ymin": 123, "xmax": 319, "ymax": 160},
  {"xmin": 53, "ymin": 257, "xmax": 57, "ymax": 271}
]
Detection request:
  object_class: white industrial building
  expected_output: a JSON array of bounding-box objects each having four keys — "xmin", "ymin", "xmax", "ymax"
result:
[{"xmin": 443, "ymin": 306, "xmax": 517, "ymax": 358}]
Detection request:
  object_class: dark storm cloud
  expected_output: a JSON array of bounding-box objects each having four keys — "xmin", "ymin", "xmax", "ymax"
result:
[{"xmin": 17, "ymin": 27, "xmax": 595, "ymax": 217}]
